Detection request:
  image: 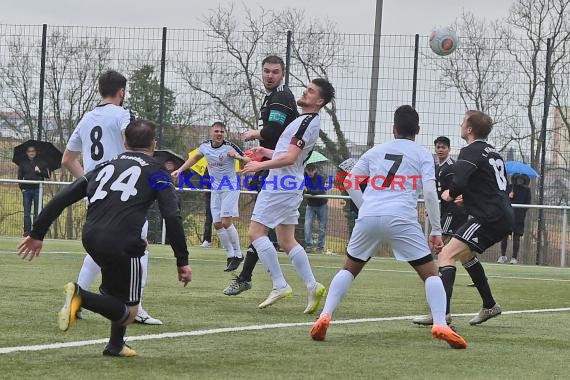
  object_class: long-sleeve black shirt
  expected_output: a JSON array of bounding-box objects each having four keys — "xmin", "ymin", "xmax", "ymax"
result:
[{"xmin": 17, "ymin": 158, "xmax": 50, "ymax": 190}]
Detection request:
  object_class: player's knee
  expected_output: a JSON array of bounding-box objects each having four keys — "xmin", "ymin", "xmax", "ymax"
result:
[
  {"xmin": 214, "ymin": 222, "xmax": 223, "ymax": 230},
  {"xmin": 221, "ymin": 220, "xmax": 232, "ymax": 229}
]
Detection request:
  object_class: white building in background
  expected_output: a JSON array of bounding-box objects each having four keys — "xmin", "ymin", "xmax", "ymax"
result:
[{"xmin": 550, "ymin": 107, "xmax": 570, "ymax": 167}]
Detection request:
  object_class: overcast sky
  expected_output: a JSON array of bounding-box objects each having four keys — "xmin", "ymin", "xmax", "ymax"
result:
[{"xmin": 1, "ymin": 0, "xmax": 512, "ymax": 34}]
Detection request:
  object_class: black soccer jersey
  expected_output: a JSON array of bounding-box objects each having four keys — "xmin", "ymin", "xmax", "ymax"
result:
[
  {"xmin": 30, "ymin": 151, "xmax": 189, "ymax": 266},
  {"xmin": 436, "ymin": 156, "xmax": 467, "ymax": 217},
  {"xmin": 258, "ymin": 84, "xmax": 299, "ymax": 150},
  {"xmin": 448, "ymin": 140, "xmax": 513, "ymax": 223}
]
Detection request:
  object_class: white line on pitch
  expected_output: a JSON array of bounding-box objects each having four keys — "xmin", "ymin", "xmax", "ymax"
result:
[{"xmin": 2, "ymin": 307, "xmax": 570, "ymax": 355}]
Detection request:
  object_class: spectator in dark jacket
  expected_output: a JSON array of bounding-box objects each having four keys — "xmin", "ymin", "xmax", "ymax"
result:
[
  {"xmin": 304, "ymin": 164, "xmax": 328, "ymax": 253},
  {"xmin": 17, "ymin": 146, "xmax": 50, "ymax": 236},
  {"xmin": 498, "ymin": 174, "xmax": 532, "ymax": 264}
]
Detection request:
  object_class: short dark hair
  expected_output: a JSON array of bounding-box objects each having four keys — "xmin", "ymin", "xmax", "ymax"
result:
[
  {"xmin": 210, "ymin": 121, "xmax": 226, "ymax": 129},
  {"xmin": 394, "ymin": 105, "xmax": 419, "ymax": 137},
  {"xmin": 262, "ymin": 55, "xmax": 285, "ymax": 73},
  {"xmin": 98, "ymin": 70, "xmax": 127, "ymax": 98},
  {"xmin": 465, "ymin": 110, "xmax": 493, "ymax": 139},
  {"xmin": 434, "ymin": 136, "xmax": 451, "ymax": 147},
  {"xmin": 125, "ymin": 119, "xmax": 156, "ymax": 149},
  {"xmin": 312, "ymin": 78, "xmax": 335, "ymax": 106}
]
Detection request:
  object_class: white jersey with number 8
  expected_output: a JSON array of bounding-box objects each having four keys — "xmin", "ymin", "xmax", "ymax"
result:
[{"xmin": 66, "ymin": 104, "xmax": 132, "ymax": 174}]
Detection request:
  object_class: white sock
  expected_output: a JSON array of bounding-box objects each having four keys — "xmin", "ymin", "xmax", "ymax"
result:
[
  {"xmin": 216, "ymin": 228, "xmax": 234, "ymax": 257},
  {"xmin": 425, "ymin": 275, "xmax": 447, "ymax": 326},
  {"xmin": 321, "ymin": 269, "xmax": 354, "ymax": 318},
  {"xmin": 138, "ymin": 288, "xmax": 144, "ymax": 312},
  {"xmin": 226, "ymin": 225, "xmax": 242, "ymax": 258},
  {"xmin": 288, "ymin": 244, "xmax": 316, "ymax": 289},
  {"xmin": 140, "ymin": 250, "xmax": 149, "ymax": 289},
  {"xmin": 253, "ymin": 236, "xmax": 288, "ymax": 289},
  {"xmin": 77, "ymin": 254, "xmax": 101, "ymax": 290},
  {"xmin": 139, "ymin": 250, "xmax": 149, "ymax": 313}
]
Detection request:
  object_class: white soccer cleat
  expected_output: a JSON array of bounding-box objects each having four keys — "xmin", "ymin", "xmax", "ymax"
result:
[
  {"xmin": 497, "ymin": 256, "xmax": 508, "ymax": 264},
  {"xmin": 258, "ymin": 285, "xmax": 293, "ymax": 309},
  {"xmin": 200, "ymin": 241, "xmax": 212, "ymax": 248},
  {"xmin": 135, "ymin": 308, "xmax": 163, "ymax": 325},
  {"xmin": 304, "ymin": 282, "xmax": 326, "ymax": 314},
  {"xmin": 510, "ymin": 257, "xmax": 518, "ymax": 264}
]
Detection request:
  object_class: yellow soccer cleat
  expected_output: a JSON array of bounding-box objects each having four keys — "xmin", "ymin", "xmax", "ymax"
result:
[
  {"xmin": 58, "ymin": 282, "xmax": 82, "ymax": 332},
  {"xmin": 304, "ymin": 283, "xmax": 326, "ymax": 314},
  {"xmin": 103, "ymin": 343, "xmax": 137, "ymax": 357}
]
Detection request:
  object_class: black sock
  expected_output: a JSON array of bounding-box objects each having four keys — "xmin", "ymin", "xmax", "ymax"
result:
[
  {"xmin": 439, "ymin": 266, "xmax": 456, "ymax": 314},
  {"xmin": 463, "ymin": 257, "xmax": 496, "ymax": 309},
  {"xmin": 109, "ymin": 322, "xmax": 127, "ymax": 348},
  {"xmin": 79, "ymin": 288, "xmax": 129, "ymax": 322},
  {"xmin": 237, "ymin": 245, "xmax": 258, "ymax": 282}
]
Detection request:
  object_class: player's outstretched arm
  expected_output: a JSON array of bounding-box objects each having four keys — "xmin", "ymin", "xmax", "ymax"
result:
[
  {"xmin": 171, "ymin": 153, "xmax": 203, "ymax": 178},
  {"xmin": 17, "ymin": 177, "xmax": 89, "ymax": 260}
]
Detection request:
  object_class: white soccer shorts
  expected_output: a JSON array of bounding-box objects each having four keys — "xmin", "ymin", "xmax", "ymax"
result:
[
  {"xmin": 347, "ymin": 215, "xmax": 431, "ymax": 262},
  {"xmin": 251, "ymin": 191, "xmax": 303, "ymax": 229},
  {"xmin": 211, "ymin": 190, "xmax": 240, "ymax": 223}
]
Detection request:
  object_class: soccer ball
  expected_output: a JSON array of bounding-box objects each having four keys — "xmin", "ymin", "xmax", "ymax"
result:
[{"xmin": 429, "ymin": 27, "xmax": 459, "ymax": 56}]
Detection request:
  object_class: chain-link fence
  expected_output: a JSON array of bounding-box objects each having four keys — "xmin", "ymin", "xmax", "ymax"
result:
[{"xmin": 1, "ymin": 24, "xmax": 569, "ymax": 265}]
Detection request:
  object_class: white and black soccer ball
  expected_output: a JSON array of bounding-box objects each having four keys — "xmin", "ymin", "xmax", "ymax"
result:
[{"xmin": 429, "ymin": 27, "xmax": 459, "ymax": 56}]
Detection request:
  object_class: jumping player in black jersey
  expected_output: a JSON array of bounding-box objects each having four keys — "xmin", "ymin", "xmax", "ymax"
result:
[
  {"xmin": 223, "ymin": 55, "xmax": 299, "ymax": 296},
  {"xmin": 18, "ymin": 120, "xmax": 192, "ymax": 357},
  {"xmin": 436, "ymin": 111, "xmax": 513, "ymax": 325}
]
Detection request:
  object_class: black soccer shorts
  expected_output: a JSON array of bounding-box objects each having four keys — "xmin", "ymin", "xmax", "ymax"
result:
[
  {"xmin": 90, "ymin": 253, "xmax": 142, "ymax": 306},
  {"xmin": 452, "ymin": 217, "xmax": 512, "ymax": 254},
  {"xmin": 441, "ymin": 212, "xmax": 469, "ymax": 237}
]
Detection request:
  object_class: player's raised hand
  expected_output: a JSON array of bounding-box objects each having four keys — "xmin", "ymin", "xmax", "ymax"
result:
[
  {"xmin": 441, "ymin": 189, "xmax": 452, "ymax": 202},
  {"xmin": 177, "ymin": 265, "xmax": 192, "ymax": 287},
  {"xmin": 454, "ymin": 194, "xmax": 464, "ymax": 206},
  {"xmin": 17, "ymin": 236, "xmax": 43, "ymax": 261},
  {"xmin": 171, "ymin": 169, "xmax": 181, "ymax": 178}
]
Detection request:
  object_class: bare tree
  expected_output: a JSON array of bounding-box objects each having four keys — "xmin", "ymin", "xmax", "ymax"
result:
[
  {"xmin": 0, "ymin": 36, "xmax": 39, "ymax": 140},
  {"xmin": 177, "ymin": 4, "xmax": 275, "ymax": 130},
  {"xmin": 273, "ymin": 9, "xmax": 352, "ymax": 165},
  {"xmin": 504, "ymin": 0, "xmax": 570, "ymax": 168}
]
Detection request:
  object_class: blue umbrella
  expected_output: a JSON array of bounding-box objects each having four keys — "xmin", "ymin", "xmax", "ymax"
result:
[{"xmin": 505, "ymin": 161, "xmax": 539, "ymax": 178}]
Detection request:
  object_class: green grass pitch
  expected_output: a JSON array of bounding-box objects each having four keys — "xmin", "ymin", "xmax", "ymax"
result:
[{"xmin": 1, "ymin": 237, "xmax": 569, "ymax": 379}]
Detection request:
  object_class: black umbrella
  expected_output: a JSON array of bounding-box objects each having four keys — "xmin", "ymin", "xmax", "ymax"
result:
[
  {"xmin": 153, "ymin": 149, "xmax": 188, "ymax": 173},
  {"xmin": 12, "ymin": 140, "xmax": 63, "ymax": 171}
]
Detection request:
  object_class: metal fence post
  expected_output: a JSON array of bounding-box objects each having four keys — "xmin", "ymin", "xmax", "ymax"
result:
[
  {"xmin": 366, "ymin": 0, "xmax": 383, "ymax": 149},
  {"xmin": 536, "ymin": 38, "xmax": 553, "ymax": 265},
  {"xmin": 157, "ymin": 27, "xmax": 167, "ymax": 149},
  {"xmin": 562, "ymin": 208, "xmax": 568, "ymax": 267},
  {"xmin": 37, "ymin": 24, "xmax": 47, "ymax": 141},
  {"xmin": 38, "ymin": 182, "xmax": 43, "ymax": 214},
  {"xmin": 285, "ymin": 30, "xmax": 292, "ymax": 87},
  {"xmin": 412, "ymin": 33, "xmax": 419, "ymax": 108}
]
